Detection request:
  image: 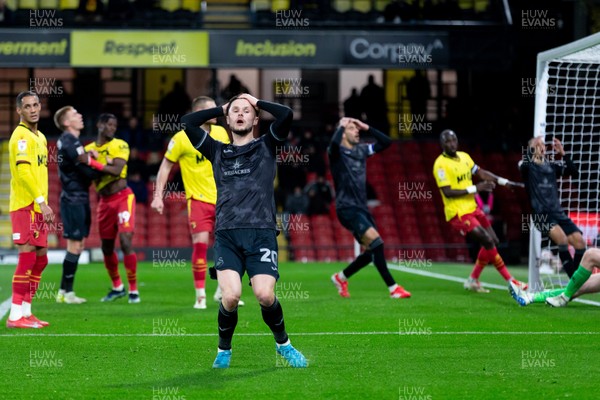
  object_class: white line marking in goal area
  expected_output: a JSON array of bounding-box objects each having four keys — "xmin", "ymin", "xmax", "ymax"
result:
[
  {"xmin": 389, "ymin": 264, "xmax": 600, "ymax": 307},
  {"xmin": 0, "ymin": 331, "xmax": 599, "ymax": 338},
  {"xmin": 0, "ymin": 297, "xmax": 11, "ymax": 321}
]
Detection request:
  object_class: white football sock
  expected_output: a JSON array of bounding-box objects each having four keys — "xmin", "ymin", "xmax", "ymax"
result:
[
  {"xmin": 22, "ymin": 301, "xmax": 32, "ymax": 317},
  {"xmin": 9, "ymin": 303, "xmax": 23, "ymax": 321}
]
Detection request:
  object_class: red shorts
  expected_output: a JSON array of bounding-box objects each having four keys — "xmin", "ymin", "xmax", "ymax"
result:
[
  {"xmin": 10, "ymin": 203, "xmax": 48, "ymax": 247},
  {"xmin": 448, "ymin": 209, "xmax": 491, "ymax": 236},
  {"xmin": 97, "ymin": 187, "xmax": 136, "ymax": 240},
  {"xmin": 188, "ymin": 198, "xmax": 216, "ymax": 234}
]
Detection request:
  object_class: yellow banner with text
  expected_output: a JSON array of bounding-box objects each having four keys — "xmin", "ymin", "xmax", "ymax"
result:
[{"xmin": 71, "ymin": 31, "xmax": 208, "ymax": 67}]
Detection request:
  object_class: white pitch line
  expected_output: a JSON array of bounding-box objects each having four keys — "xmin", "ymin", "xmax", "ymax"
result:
[
  {"xmin": 0, "ymin": 296, "xmax": 11, "ymax": 321},
  {"xmin": 0, "ymin": 331, "xmax": 599, "ymax": 338},
  {"xmin": 390, "ymin": 263, "xmax": 600, "ymax": 307}
]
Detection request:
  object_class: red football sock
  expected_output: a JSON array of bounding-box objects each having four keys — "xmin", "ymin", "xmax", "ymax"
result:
[
  {"xmin": 470, "ymin": 247, "xmax": 488, "ymax": 279},
  {"xmin": 27, "ymin": 254, "xmax": 49, "ymax": 302},
  {"xmin": 104, "ymin": 252, "xmax": 122, "ymax": 289},
  {"xmin": 12, "ymin": 252, "xmax": 36, "ymax": 305},
  {"xmin": 124, "ymin": 253, "xmax": 138, "ymax": 292},
  {"xmin": 489, "ymin": 247, "xmax": 512, "ymax": 280},
  {"xmin": 192, "ymin": 243, "xmax": 208, "ymax": 290}
]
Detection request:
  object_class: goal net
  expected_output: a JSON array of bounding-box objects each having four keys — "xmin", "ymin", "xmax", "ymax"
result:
[{"xmin": 528, "ymin": 32, "xmax": 600, "ymax": 291}]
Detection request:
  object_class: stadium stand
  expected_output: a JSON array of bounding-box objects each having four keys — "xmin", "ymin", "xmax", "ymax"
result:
[{"xmin": 2, "ymin": 0, "xmax": 503, "ymax": 28}]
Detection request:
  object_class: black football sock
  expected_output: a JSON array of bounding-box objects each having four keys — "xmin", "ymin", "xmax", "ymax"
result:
[
  {"xmin": 261, "ymin": 297, "xmax": 288, "ymax": 344},
  {"xmin": 217, "ymin": 303, "xmax": 238, "ymax": 350},
  {"xmin": 62, "ymin": 252, "xmax": 80, "ymax": 292},
  {"xmin": 371, "ymin": 242, "xmax": 396, "ymax": 287},
  {"xmin": 342, "ymin": 250, "xmax": 372, "ymax": 279},
  {"xmin": 573, "ymin": 248, "xmax": 586, "ymax": 272},
  {"xmin": 558, "ymin": 245, "xmax": 575, "ymax": 278}
]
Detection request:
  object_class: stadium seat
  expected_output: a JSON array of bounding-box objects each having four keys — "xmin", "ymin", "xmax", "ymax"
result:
[
  {"xmin": 294, "ymin": 248, "xmax": 316, "ymax": 262},
  {"xmin": 252, "ymin": 0, "xmax": 270, "ymax": 11},
  {"xmin": 271, "ymin": 0, "xmax": 289, "ymax": 11},
  {"xmin": 171, "ymin": 235, "xmax": 191, "ymax": 248},
  {"xmin": 135, "ymin": 234, "xmax": 148, "ymax": 248},
  {"xmin": 17, "ymin": 0, "xmax": 38, "ymax": 9},
  {"xmin": 40, "ymin": 0, "xmax": 59, "ymax": 7},
  {"xmin": 447, "ymin": 248, "xmax": 470, "ymax": 263},
  {"xmin": 86, "ymin": 236, "xmax": 101, "ymax": 248},
  {"xmin": 337, "ymin": 248, "xmax": 355, "ymax": 261},
  {"xmin": 385, "ymin": 248, "xmax": 397, "ymax": 260},
  {"xmin": 59, "ymin": 0, "xmax": 78, "ymax": 9},
  {"xmin": 148, "ymin": 235, "xmax": 166, "ymax": 247},
  {"xmin": 428, "ymin": 248, "xmax": 447, "ymax": 261},
  {"xmin": 290, "ymin": 236, "xmax": 312, "ymax": 247},
  {"xmin": 316, "ymin": 249, "xmax": 337, "ymax": 262},
  {"xmin": 182, "ymin": 0, "xmax": 200, "ymax": 12},
  {"xmin": 332, "ymin": 0, "xmax": 351, "ymax": 12},
  {"xmin": 160, "ymin": 0, "xmax": 180, "ymax": 12},
  {"xmin": 352, "ymin": 0, "xmax": 371, "ymax": 12}
]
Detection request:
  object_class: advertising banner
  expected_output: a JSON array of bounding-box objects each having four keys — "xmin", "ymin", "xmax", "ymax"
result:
[
  {"xmin": 344, "ymin": 33, "xmax": 449, "ymax": 68},
  {"xmin": 71, "ymin": 31, "xmax": 209, "ymax": 67},
  {"xmin": 209, "ymin": 31, "xmax": 343, "ymax": 67},
  {"xmin": 0, "ymin": 31, "xmax": 69, "ymax": 66}
]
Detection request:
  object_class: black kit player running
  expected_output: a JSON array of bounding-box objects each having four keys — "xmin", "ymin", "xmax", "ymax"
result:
[
  {"xmin": 519, "ymin": 136, "xmax": 585, "ymax": 277},
  {"xmin": 328, "ymin": 117, "xmax": 411, "ymax": 299},
  {"xmin": 182, "ymin": 94, "xmax": 307, "ymax": 368}
]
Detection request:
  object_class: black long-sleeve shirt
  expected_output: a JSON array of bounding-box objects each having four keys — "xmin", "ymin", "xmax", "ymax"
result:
[
  {"xmin": 182, "ymin": 101, "xmax": 292, "ymax": 231},
  {"xmin": 57, "ymin": 131, "xmax": 101, "ymax": 204},
  {"xmin": 327, "ymin": 126, "xmax": 391, "ymax": 211},
  {"xmin": 519, "ymin": 155, "xmax": 579, "ymax": 213}
]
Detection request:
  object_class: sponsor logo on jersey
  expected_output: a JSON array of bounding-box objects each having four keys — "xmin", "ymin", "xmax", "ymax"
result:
[{"xmin": 223, "ymin": 160, "xmax": 251, "ymax": 176}]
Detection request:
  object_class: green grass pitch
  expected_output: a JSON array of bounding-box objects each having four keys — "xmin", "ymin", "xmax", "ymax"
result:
[{"xmin": 1, "ymin": 261, "xmax": 599, "ymax": 400}]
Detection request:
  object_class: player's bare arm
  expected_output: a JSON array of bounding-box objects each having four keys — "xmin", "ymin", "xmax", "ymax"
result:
[
  {"xmin": 151, "ymin": 158, "xmax": 176, "ymax": 215},
  {"xmin": 97, "ymin": 157, "xmax": 127, "ymax": 196},
  {"xmin": 15, "ymin": 159, "xmax": 54, "ymax": 222},
  {"xmin": 439, "ymin": 181, "xmax": 495, "ymax": 199},
  {"xmin": 475, "ymin": 169, "xmax": 524, "ymax": 188}
]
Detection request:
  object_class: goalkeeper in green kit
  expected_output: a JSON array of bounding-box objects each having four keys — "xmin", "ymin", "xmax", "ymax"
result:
[{"xmin": 509, "ymin": 247, "xmax": 600, "ymax": 307}]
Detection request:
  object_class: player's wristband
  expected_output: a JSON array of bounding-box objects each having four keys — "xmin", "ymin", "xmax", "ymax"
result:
[
  {"xmin": 88, "ymin": 158, "xmax": 105, "ymax": 171},
  {"xmin": 466, "ymin": 186, "xmax": 477, "ymax": 194},
  {"xmin": 35, "ymin": 196, "xmax": 45, "ymax": 204},
  {"xmin": 497, "ymin": 178, "xmax": 509, "ymax": 186}
]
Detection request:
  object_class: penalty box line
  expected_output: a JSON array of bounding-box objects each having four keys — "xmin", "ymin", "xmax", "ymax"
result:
[
  {"xmin": 0, "ymin": 331, "xmax": 600, "ymax": 338},
  {"xmin": 389, "ymin": 263, "xmax": 600, "ymax": 307}
]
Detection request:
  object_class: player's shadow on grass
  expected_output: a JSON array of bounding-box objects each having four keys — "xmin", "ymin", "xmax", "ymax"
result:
[{"xmin": 110, "ymin": 368, "xmax": 280, "ymax": 391}]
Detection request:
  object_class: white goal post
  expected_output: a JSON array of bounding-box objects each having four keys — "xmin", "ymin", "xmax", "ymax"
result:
[{"xmin": 529, "ymin": 32, "xmax": 600, "ymax": 291}]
